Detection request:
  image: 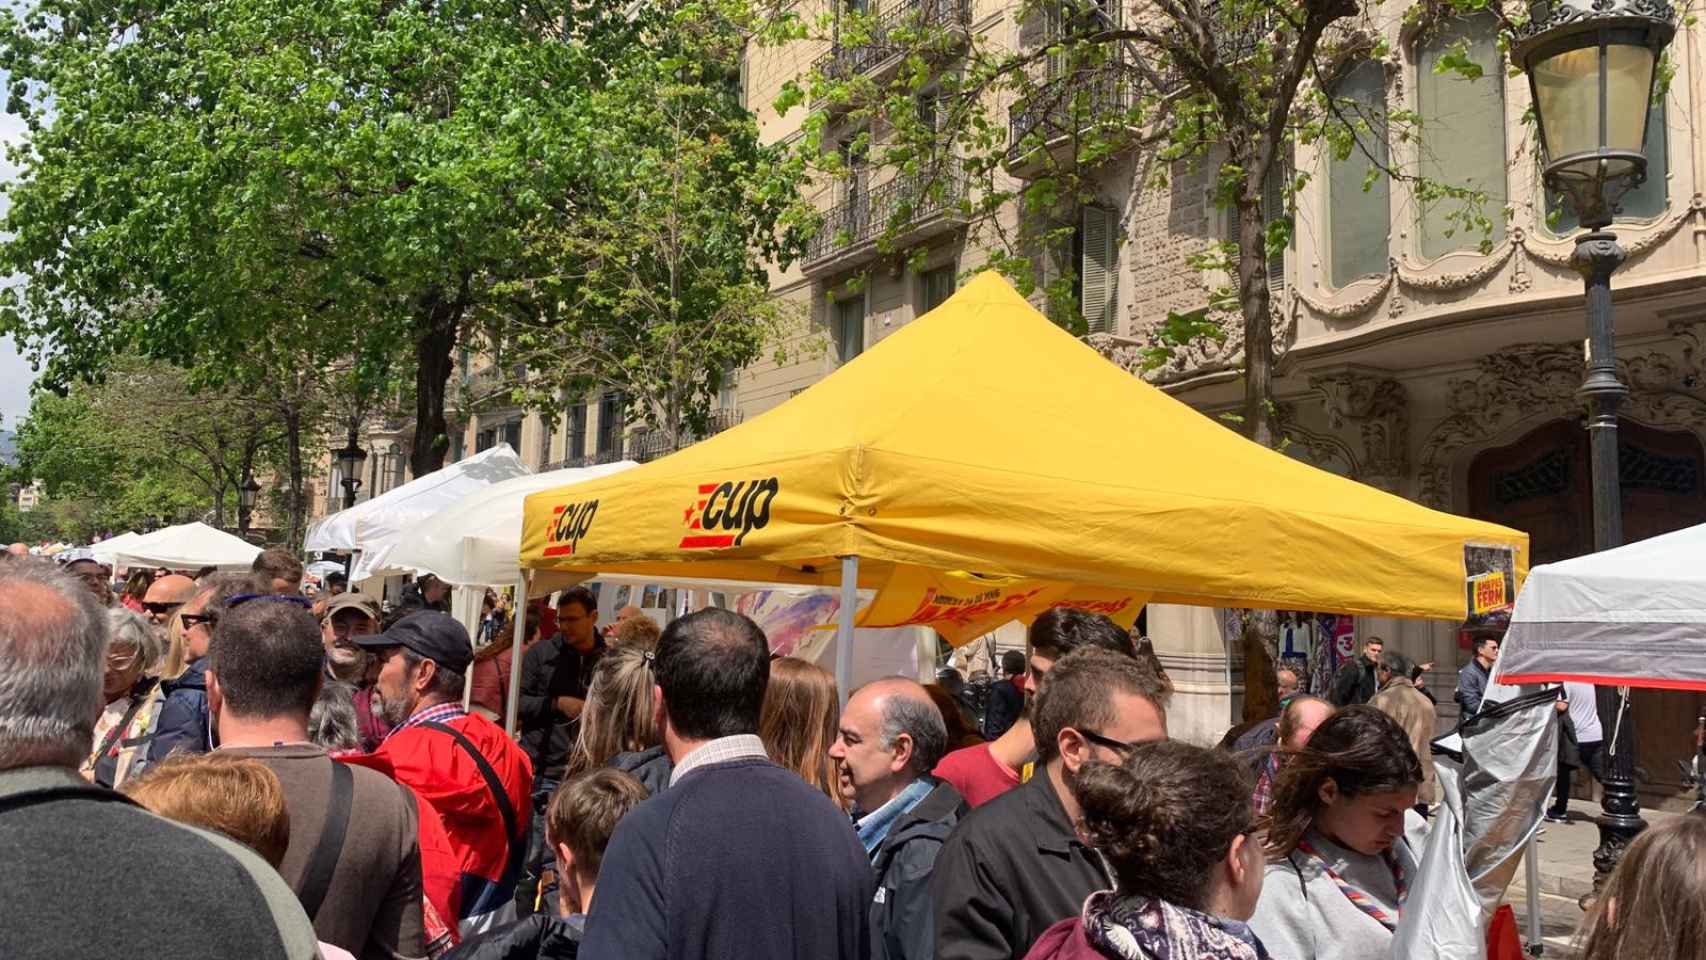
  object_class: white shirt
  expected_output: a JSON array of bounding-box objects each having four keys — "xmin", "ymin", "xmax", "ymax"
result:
[{"xmin": 1564, "ymin": 682, "xmax": 1604, "ymax": 743}]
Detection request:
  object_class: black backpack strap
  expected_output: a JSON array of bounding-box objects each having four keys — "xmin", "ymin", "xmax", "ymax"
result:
[
  {"xmin": 298, "ymin": 759, "xmax": 354, "ymax": 920},
  {"xmin": 0, "ymin": 783, "xmax": 140, "ymax": 814},
  {"xmin": 420, "ymin": 720, "xmax": 522, "ymax": 888}
]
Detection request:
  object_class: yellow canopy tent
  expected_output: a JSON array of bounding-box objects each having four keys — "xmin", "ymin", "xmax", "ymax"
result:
[{"xmin": 521, "ymin": 273, "xmax": 1526, "ymax": 684}]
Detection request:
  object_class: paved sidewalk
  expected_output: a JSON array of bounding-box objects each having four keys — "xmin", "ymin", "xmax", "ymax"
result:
[{"xmin": 1501, "ymin": 799, "xmax": 1681, "ymax": 957}]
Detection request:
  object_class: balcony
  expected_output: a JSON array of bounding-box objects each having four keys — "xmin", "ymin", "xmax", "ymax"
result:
[
  {"xmin": 814, "ymin": 0, "xmax": 971, "ymax": 97},
  {"xmin": 802, "ymin": 160, "xmax": 972, "ymax": 276},
  {"xmin": 1006, "ymin": 70, "xmax": 1135, "ymax": 176},
  {"xmin": 629, "ymin": 409, "xmax": 746, "ymax": 464}
]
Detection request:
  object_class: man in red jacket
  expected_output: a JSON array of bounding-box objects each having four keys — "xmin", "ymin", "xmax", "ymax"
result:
[{"xmin": 345, "ymin": 612, "xmax": 534, "ymax": 942}]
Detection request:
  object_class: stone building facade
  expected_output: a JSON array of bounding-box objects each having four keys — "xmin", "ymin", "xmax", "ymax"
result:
[{"xmin": 738, "ymin": 1, "xmax": 1706, "ymax": 800}]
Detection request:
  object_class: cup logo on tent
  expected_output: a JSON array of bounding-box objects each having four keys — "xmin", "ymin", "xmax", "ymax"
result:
[
  {"xmin": 679, "ymin": 478, "xmax": 781, "ymax": 549},
  {"xmin": 543, "ymin": 499, "xmax": 600, "ymax": 558}
]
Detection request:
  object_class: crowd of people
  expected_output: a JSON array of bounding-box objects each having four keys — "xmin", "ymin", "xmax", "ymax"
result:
[{"xmin": 0, "ymin": 547, "xmax": 1697, "ymax": 960}]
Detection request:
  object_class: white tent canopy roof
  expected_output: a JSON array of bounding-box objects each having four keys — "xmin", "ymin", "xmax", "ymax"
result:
[
  {"xmin": 88, "ymin": 531, "xmax": 144, "ymax": 565},
  {"xmin": 109, "ymin": 522, "xmax": 263, "ymax": 572},
  {"xmin": 1497, "ymin": 522, "xmax": 1706, "ymax": 691},
  {"xmin": 305, "ymin": 443, "xmax": 530, "ymax": 562},
  {"xmin": 377, "ymin": 460, "xmax": 638, "ymax": 586}
]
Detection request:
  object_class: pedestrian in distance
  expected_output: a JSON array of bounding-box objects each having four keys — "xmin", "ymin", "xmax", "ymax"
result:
[
  {"xmin": 1248, "ymin": 706, "xmax": 1425, "ymax": 960},
  {"xmin": 253, "ymin": 546, "xmax": 307, "ymax": 595},
  {"xmin": 578, "ymin": 607, "xmax": 874, "ymax": 960},
  {"xmin": 1366, "ymin": 649, "xmax": 1438, "ymax": 816},
  {"xmin": 932, "ymin": 646, "xmax": 1170, "ymax": 960},
  {"xmin": 760, "ymin": 655, "xmax": 846, "ymax": 809},
  {"xmin": 209, "ymin": 596, "xmax": 428, "ymax": 960},
  {"xmin": 831, "ymin": 677, "xmax": 965, "ymax": 960},
  {"xmin": 982, "ymin": 650, "xmax": 1027, "ymax": 740},
  {"xmin": 933, "ymin": 609, "xmax": 1137, "ymax": 809},
  {"xmin": 1023, "ymin": 741, "xmax": 1269, "ymax": 960},
  {"xmin": 1547, "ymin": 681, "xmax": 1605, "ymax": 823},
  {"xmin": 1572, "ymin": 812, "xmax": 1706, "ymax": 960},
  {"xmin": 1249, "ymin": 695, "xmax": 1333, "ymax": 818},
  {"xmin": 1327, "ymin": 637, "xmax": 1383, "ymax": 707},
  {"xmin": 1454, "ymin": 633, "xmax": 1501, "ymax": 721},
  {"xmin": 0, "ymin": 558, "xmax": 320, "ymax": 960}
]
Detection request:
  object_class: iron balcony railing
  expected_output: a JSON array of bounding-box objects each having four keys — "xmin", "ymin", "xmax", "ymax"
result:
[
  {"xmin": 805, "ymin": 160, "xmax": 971, "ymax": 265},
  {"xmin": 1007, "ymin": 70, "xmax": 1132, "ymax": 161},
  {"xmin": 630, "ymin": 409, "xmax": 746, "ymax": 464},
  {"xmin": 814, "ymin": 0, "xmax": 971, "ymax": 83}
]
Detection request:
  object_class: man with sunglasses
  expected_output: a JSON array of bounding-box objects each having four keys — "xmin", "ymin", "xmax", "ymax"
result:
[
  {"xmin": 140, "ymin": 573, "xmax": 197, "ymax": 627},
  {"xmin": 932, "ymin": 647, "xmax": 1169, "ymax": 960}
]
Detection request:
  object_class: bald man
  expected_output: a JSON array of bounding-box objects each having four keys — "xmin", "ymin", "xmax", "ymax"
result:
[
  {"xmin": 5, "ymin": 543, "xmax": 29, "ymax": 558},
  {"xmin": 830, "ymin": 677, "xmax": 966, "ymax": 960},
  {"xmin": 141, "ymin": 574, "xmax": 198, "ymax": 627}
]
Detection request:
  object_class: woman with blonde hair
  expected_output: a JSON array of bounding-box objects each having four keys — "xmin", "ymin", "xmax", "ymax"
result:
[
  {"xmin": 759, "ymin": 656, "xmax": 844, "ymax": 809},
  {"xmin": 570, "ymin": 644, "xmax": 672, "ymax": 794},
  {"xmin": 1574, "ymin": 813, "xmax": 1706, "ymax": 960}
]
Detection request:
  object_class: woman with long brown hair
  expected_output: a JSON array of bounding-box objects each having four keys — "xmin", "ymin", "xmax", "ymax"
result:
[
  {"xmin": 1574, "ymin": 813, "xmax": 1706, "ymax": 960},
  {"xmin": 759, "ymin": 656, "xmax": 844, "ymax": 809},
  {"xmin": 1248, "ymin": 705, "xmax": 1424, "ymax": 960}
]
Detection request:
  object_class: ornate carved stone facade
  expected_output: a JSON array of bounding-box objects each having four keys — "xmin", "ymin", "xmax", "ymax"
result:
[{"xmin": 1310, "ymin": 371, "xmax": 1410, "ymax": 492}]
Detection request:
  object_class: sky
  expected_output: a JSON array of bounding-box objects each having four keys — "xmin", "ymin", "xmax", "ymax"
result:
[{"xmin": 0, "ymin": 65, "xmax": 37, "ymax": 431}]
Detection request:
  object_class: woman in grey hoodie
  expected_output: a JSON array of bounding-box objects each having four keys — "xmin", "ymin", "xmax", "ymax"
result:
[{"xmin": 1249, "ymin": 706, "xmax": 1427, "ymax": 960}]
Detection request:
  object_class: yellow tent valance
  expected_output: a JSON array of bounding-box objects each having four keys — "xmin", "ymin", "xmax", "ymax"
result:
[{"xmin": 520, "ymin": 273, "xmax": 1526, "ymax": 634}]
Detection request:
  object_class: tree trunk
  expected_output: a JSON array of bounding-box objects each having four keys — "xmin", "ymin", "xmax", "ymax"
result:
[
  {"xmin": 284, "ymin": 409, "xmax": 306, "ymax": 549},
  {"xmin": 1237, "ymin": 183, "xmax": 1282, "ymax": 722},
  {"xmin": 410, "ymin": 290, "xmax": 462, "ymax": 478}
]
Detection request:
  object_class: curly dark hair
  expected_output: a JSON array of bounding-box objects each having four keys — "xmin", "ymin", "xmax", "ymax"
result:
[
  {"xmin": 1073, "ymin": 741, "xmax": 1253, "ymax": 911},
  {"xmin": 1262, "ymin": 705, "xmax": 1423, "ymax": 859}
]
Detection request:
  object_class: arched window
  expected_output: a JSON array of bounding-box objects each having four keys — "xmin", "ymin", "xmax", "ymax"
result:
[
  {"xmin": 1546, "ymin": 98, "xmax": 1669, "ymax": 233},
  {"xmin": 1327, "ymin": 59, "xmax": 1391, "ymax": 287},
  {"xmin": 1416, "ymin": 13, "xmax": 1508, "ymax": 258}
]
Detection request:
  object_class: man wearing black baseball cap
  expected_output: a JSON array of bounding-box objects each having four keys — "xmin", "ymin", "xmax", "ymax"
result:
[{"xmin": 344, "ymin": 611, "xmax": 535, "ymax": 941}]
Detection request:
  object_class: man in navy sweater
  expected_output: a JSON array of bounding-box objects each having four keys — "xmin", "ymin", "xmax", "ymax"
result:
[{"xmin": 579, "ymin": 607, "xmax": 873, "ymax": 960}]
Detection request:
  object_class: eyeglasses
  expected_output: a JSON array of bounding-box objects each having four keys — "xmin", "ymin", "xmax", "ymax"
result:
[
  {"xmin": 179, "ymin": 612, "xmax": 217, "ymax": 632},
  {"xmin": 1078, "ymin": 729, "xmax": 1142, "ymax": 757},
  {"xmin": 228, "ymin": 594, "xmax": 313, "ymax": 610},
  {"xmin": 106, "ymin": 645, "xmax": 142, "ymax": 666}
]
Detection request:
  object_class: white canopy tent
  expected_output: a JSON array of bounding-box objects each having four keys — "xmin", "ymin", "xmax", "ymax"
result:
[
  {"xmin": 304, "ymin": 444, "xmax": 531, "ymax": 581},
  {"xmin": 109, "ymin": 522, "xmax": 263, "ymax": 572},
  {"xmin": 1497, "ymin": 522, "xmax": 1706, "ymax": 691},
  {"xmin": 378, "ymin": 461, "xmax": 639, "ymax": 587},
  {"xmin": 88, "ymin": 532, "xmax": 145, "ymax": 566}
]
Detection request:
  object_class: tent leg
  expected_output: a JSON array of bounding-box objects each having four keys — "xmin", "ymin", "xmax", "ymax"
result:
[
  {"xmin": 505, "ymin": 575, "xmax": 530, "ymax": 737},
  {"xmin": 1524, "ymin": 833, "xmax": 1542, "ymax": 954},
  {"xmin": 836, "ymin": 556, "xmax": 858, "ymax": 707}
]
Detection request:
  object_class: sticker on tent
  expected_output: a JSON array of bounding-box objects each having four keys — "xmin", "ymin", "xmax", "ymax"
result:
[{"xmin": 1463, "ymin": 543, "xmax": 1516, "ymax": 629}]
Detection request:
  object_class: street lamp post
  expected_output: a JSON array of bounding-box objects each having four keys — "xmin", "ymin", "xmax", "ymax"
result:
[
  {"xmin": 331, "ymin": 425, "xmax": 368, "ymax": 511},
  {"xmin": 237, "ymin": 472, "xmax": 262, "ymax": 539},
  {"xmin": 1512, "ymin": 0, "xmax": 1676, "ymax": 885}
]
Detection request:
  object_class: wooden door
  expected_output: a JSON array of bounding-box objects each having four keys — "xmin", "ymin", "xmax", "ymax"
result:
[{"xmin": 1468, "ymin": 419, "xmax": 1706, "ymax": 806}]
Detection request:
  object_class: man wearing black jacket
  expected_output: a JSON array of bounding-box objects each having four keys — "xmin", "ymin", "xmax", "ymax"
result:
[
  {"xmin": 515, "ymin": 586, "xmax": 604, "ymax": 913},
  {"xmin": 831, "ymin": 677, "xmax": 966, "ymax": 960},
  {"xmin": 931, "ymin": 647, "xmax": 1170, "ymax": 960},
  {"xmin": 1328, "ymin": 636, "xmax": 1383, "ymax": 707}
]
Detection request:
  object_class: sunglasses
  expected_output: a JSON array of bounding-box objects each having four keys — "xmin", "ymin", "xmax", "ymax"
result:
[
  {"xmin": 179, "ymin": 612, "xmax": 217, "ymax": 631},
  {"xmin": 142, "ymin": 601, "xmax": 180, "ymax": 616},
  {"xmin": 1078, "ymin": 729, "xmax": 1143, "ymax": 756}
]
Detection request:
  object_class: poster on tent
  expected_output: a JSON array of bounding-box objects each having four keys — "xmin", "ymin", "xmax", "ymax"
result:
[
  {"xmin": 1463, "ymin": 543, "xmax": 1517, "ymax": 632},
  {"xmin": 734, "ymin": 590, "xmax": 842, "ymax": 657},
  {"xmin": 857, "ymin": 568, "xmax": 1145, "ymax": 647}
]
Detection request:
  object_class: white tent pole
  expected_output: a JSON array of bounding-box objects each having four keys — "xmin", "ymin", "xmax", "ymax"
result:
[
  {"xmin": 1523, "ymin": 834, "xmax": 1541, "ymax": 952},
  {"xmin": 837, "ymin": 556, "xmax": 858, "ymax": 707},
  {"xmin": 504, "ymin": 574, "xmax": 530, "ymax": 737}
]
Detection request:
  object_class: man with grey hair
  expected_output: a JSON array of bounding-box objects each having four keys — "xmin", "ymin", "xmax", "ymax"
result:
[
  {"xmin": 1370, "ymin": 647, "xmax": 1438, "ymax": 813},
  {"xmin": 831, "ymin": 676, "xmax": 966, "ymax": 960},
  {"xmin": 0, "ymin": 559, "xmax": 320, "ymax": 959}
]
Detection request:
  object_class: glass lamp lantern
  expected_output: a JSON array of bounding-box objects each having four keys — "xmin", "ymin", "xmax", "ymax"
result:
[{"xmin": 1513, "ymin": 0, "xmax": 1676, "ymax": 229}]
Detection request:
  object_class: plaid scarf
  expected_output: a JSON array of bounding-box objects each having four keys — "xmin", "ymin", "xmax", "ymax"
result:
[{"xmin": 1081, "ymin": 892, "xmax": 1270, "ymax": 960}]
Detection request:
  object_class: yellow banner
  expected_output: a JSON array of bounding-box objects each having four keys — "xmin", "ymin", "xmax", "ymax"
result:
[{"xmin": 856, "ymin": 568, "xmax": 1146, "ymax": 646}]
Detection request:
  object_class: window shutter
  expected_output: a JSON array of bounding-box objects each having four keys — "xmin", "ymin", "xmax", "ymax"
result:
[
  {"xmin": 1261, "ymin": 161, "xmax": 1287, "ymax": 297},
  {"xmin": 1080, "ymin": 206, "xmax": 1116, "ymax": 334}
]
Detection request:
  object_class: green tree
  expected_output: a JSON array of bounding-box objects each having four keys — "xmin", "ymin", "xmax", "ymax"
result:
[
  {"xmin": 489, "ymin": 4, "xmax": 814, "ymax": 447},
  {"xmin": 0, "ymin": 0, "xmax": 640, "ymax": 477}
]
